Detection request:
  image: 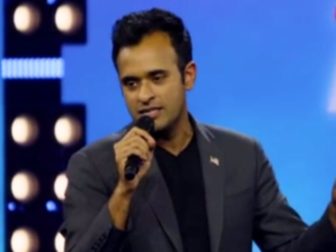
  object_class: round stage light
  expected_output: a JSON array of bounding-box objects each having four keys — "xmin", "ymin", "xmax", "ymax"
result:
[
  {"xmin": 46, "ymin": 200, "xmax": 58, "ymax": 212},
  {"xmin": 54, "ymin": 115, "xmax": 82, "ymax": 146},
  {"xmin": 11, "ymin": 115, "xmax": 39, "ymax": 146},
  {"xmin": 11, "ymin": 228, "xmax": 39, "ymax": 252},
  {"xmin": 55, "ymin": 4, "xmax": 83, "ymax": 34},
  {"xmin": 54, "ymin": 173, "xmax": 68, "ymax": 201},
  {"xmin": 13, "ymin": 4, "xmax": 41, "ymax": 34},
  {"xmin": 8, "ymin": 202, "xmax": 17, "ymax": 212},
  {"xmin": 11, "ymin": 171, "xmax": 39, "ymax": 202},
  {"xmin": 54, "ymin": 232, "xmax": 65, "ymax": 252}
]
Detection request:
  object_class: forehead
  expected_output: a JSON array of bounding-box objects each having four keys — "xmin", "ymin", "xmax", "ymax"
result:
[{"xmin": 116, "ymin": 32, "xmax": 178, "ymax": 77}]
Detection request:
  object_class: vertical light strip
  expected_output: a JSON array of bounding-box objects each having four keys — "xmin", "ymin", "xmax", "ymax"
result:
[
  {"xmin": 0, "ymin": 0, "xmax": 4, "ymax": 249},
  {"xmin": 328, "ymin": 65, "xmax": 336, "ymax": 114},
  {"xmin": 1, "ymin": 58, "xmax": 64, "ymax": 79}
]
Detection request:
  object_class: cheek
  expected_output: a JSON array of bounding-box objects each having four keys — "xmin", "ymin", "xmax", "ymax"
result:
[
  {"xmin": 170, "ymin": 83, "xmax": 185, "ymax": 100},
  {"xmin": 124, "ymin": 95, "xmax": 137, "ymax": 113},
  {"xmin": 162, "ymin": 86, "xmax": 185, "ymax": 110}
]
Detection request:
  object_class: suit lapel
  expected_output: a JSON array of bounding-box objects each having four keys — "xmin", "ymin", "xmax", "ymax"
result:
[
  {"xmin": 135, "ymin": 122, "xmax": 224, "ymax": 252},
  {"xmin": 140, "ymin": 158, "xmax": 184, "ymax": 252},
  {"xmin": 196, "ymin": 124, "xmax": 225, "ymax": 252}
]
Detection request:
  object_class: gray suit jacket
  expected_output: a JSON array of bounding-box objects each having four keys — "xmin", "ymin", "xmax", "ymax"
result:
[{"xmin": 61, "ymin": 122, "xmax": 336, "ymax": 252}]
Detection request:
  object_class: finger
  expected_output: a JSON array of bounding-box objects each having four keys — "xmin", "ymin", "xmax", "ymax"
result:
[
  {"xmin": 123, "ymin": 144, "xmax": 149, "ymax": 161},
  {"xmin": 114, "ymin": 137, "xmax": 153, "ymax": 174},
  {"xmin": 116, "ymin": 141, "xmax": 149, "ymax": 163},
  {"xmin": 138, "ymin": 152, "xmax": 154, "ymax": 177},
  {"xmin": 120, "ymin": 136, "xmax": 153, "ymax": 155},
  {"xmin": 129, "ymin": 127, "xmax": 156, "ymax": 149},
  {"xmin": 118, "ymin": 148, "xmax": 147, "ymax": 172},
  {"xmin": 116, "ymin": 132, "xmax": 151, "ymax": 151}
]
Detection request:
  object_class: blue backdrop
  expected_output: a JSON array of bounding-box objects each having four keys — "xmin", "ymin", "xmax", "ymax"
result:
[{"xmin": 1, "ymin": 0, "xmax": 336, "ymax": 251}]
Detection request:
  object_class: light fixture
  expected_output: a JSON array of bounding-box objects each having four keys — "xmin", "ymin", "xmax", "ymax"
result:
[
  {"xmin": 11, "ymin": 227, "xmax": 40, "ymax": 252},
  {"xmin": 55, "ymin": 4, "xmax": 83, "ymax": 34},
  {"xmin": 8, "ymin": 202, "xmax": 17, "ymax": 212},
  {"xmin": 1, "ymin": 58, "xmax": 65, "ymax": 79},
  {"xmin": 11, "ymin": 171, "xmax": 39, "ymax": 202},
  {"xmin": 46, "ymin": 200, "xmax": 58, "ymax": 212},
  {"xmin": 13, "ymin": 4, "xmax": 41, "ymax": 34},
  {"xmin": 54, "ymin": 115, "xmax": 82, "ymax": 146},
  {"xmin": 11, "ymin": 115, "xmax": 39, "ymax": 146},
  {"xmin": 54, "ymin": 232, "xmax": 65, "ymax": 252},
  {"xmin": 54, "ymin": 173, "xmax": 68, "ymax": 201}
]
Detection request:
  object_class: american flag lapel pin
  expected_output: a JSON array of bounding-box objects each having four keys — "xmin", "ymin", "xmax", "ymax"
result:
[{"xmin": 209, "ymin": 156, "xmax": 220, "ymax": 166}]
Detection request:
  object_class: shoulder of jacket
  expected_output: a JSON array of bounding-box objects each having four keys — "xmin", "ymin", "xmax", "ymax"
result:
[{"xmin": 197, "ymin": 122, "xmax": 257, "ymax": 146}]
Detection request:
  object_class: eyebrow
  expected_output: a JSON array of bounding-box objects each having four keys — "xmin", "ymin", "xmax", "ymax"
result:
[{"xmin": 147, "ymin": 69, "xmax": 168, "ymax": 77}]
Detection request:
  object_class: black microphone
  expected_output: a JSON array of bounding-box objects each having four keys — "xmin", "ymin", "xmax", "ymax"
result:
[{"xmin": 124, "ymin": 116, "xmax": 155, "ymax": 181}]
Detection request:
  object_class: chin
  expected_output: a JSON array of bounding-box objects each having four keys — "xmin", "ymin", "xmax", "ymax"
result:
[
  {"xmin": 154, "ymin": 119, "xmax": 174, "ymax": 134},
  {"xmin": 153, "ymin": 121, "xmax": 164, "ymax": 132},
  {"xmin": 153, "ymin": 119, "xmax": 167, "ymax": 132}
]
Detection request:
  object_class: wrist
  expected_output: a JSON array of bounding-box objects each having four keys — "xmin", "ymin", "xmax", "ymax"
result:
[
  {"xmin": 108, "ymin": 183, "xmax": 134, "ymax": 230},
  {"xmin": 114, "ymin": 181, "xmax": 136, "ymax": 198}
]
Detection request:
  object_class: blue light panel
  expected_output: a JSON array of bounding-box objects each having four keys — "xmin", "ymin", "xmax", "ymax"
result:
[{"xmin": 1, "ymin": 58, "xmax": 64, "ymax": 79}]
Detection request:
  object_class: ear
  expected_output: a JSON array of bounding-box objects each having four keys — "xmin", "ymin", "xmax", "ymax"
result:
[{"xmin": 183, "ymin": 61, "xmax": 197, "ymax": 90}]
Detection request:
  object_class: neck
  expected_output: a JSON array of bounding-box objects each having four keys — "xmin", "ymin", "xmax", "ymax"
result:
[{"xmin": 156, "ymin": 112, "xmax": 194, "ymax": 156}]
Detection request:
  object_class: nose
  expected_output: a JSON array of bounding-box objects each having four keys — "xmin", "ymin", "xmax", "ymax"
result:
[{"xmin": 138, "ymin": 81, "xmax": 154, "ymax": 103}]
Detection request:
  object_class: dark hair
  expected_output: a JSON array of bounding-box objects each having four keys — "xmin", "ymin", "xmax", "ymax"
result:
[{"xmin": 111, "ymin": 8, "xmax": 192, "ymax": 75}]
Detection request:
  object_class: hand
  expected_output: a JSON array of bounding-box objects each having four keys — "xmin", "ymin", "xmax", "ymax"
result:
[
  {"xmin": 114, "ymin": 126, "xmax": 156, "ymax": 192},
  {"xmin": 108, "ymin": 126, "xmax": 156, "ymax": 230},
  {"xmin": 329, "ymin": 181, "xmax": 336, "ymax": 231}
]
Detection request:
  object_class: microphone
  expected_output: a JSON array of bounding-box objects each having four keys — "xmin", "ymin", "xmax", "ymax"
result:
[{"xmin": 124, "ymin": 116, "xmax": 155, "ymax": 181}]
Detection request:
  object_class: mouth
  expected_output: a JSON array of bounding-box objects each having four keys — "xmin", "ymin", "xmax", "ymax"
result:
[{"xmin": 138, "ymin": 107, "xmax": 162, "ymax": 119}]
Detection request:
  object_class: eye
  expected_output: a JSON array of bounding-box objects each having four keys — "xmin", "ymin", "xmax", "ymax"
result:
[
  {"xmin": 123, "ymin": 79, "xmax": 139, "ymax": 89},
  {"xmin": 152, "ymin": 73, "xmax": 165, "ymax": 83}
]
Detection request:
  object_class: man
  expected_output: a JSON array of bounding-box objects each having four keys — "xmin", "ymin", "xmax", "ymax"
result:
[{"xmin": 61, "ymin": 8, "xmax": 336, "ymax": 252}]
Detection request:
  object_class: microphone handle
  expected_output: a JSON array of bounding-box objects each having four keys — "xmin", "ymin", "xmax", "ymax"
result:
[
  {"xmin": 124, "ymin": 154, "xmax": 142, "ymax": 180},
  {"xmin": 124, "ymin": 116, "xmax": 154, "ymax": 181}
]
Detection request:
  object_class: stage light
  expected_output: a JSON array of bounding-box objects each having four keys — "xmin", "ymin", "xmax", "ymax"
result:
[
  {"xmin": 13, "ymin": 4, "xmax": 41, "ymax": 34},
  {"xmin": 1, "ymin": 58, "xmax": 64, "ymax": 79},
  {"xmin": 55, "ymin": 3, "xmax": 83, "ymax": 34},
  {"xmin": 5, "ymin": 0, "xmax": 87, "ymax": 249},
  {"xmin": 54, "ymin": 173, "xmax": 68, "ymax": 201},
  {"xmin": 47, "ymin": 0, "xmax": 58, "ymax": 5},
  {"xmin": 8, "ymin": 202, "xmax": 17, "ymax": 212},
  {"xmin": 54, "ymin": 115, "xmax": 82, "ymax": 146},
  {"xmin": 11, "ymin": 227, "xmax": 40, "ymax": 252},
  {"xmin": 11, "ymin": 171, "xmax": 39, "ymax": 202},
  {"xmin": 11, "ymin": 115, "xmax": 39, "ymax": 146},
  {"xmin": 46, "ymin": 200, "xmax": 58, "ymax": 212},
  {"xmin": 54, "ymin": 232, "xmax": 65, "ymax": 252}
]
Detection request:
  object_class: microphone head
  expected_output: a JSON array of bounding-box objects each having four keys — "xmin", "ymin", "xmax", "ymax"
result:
[{"xmin": 135, "ymin": 116, "xmax": 155, "ymax": 135}]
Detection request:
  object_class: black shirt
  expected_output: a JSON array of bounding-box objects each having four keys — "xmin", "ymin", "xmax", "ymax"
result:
[{"xmin": 155, "ymin": 133, "xmax": 211, "ymax": 252}]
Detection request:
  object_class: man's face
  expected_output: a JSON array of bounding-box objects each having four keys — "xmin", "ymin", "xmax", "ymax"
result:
[{"xmin": 116, "ymin": 31, "xmax": 195, "ymax": 132}]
